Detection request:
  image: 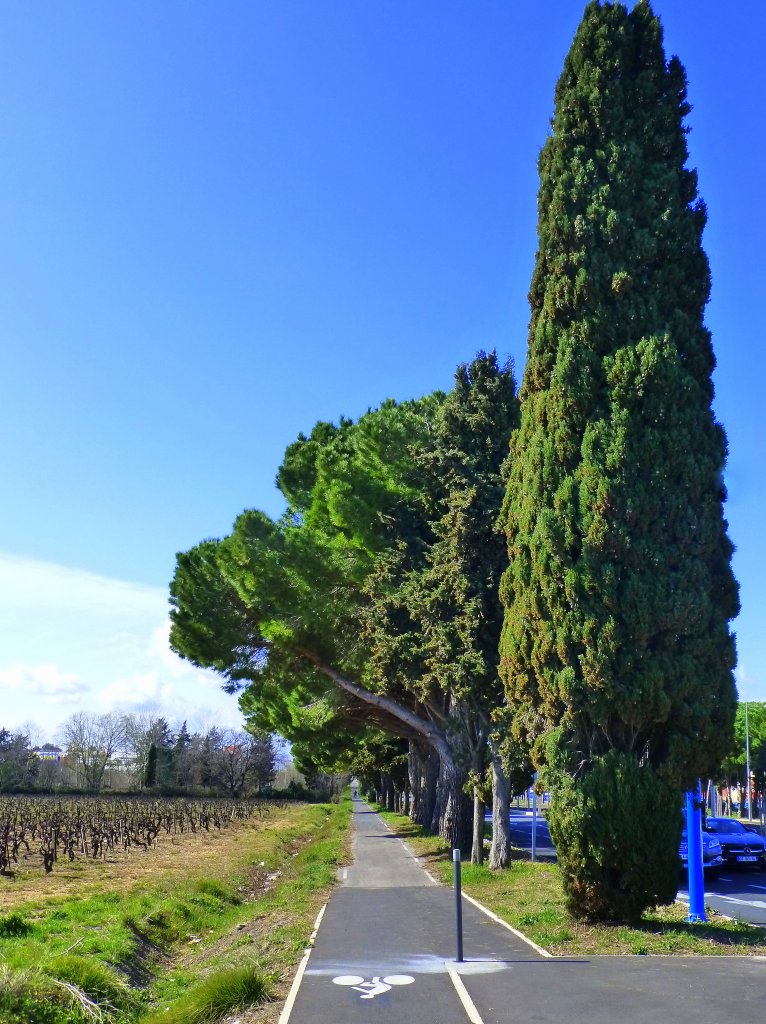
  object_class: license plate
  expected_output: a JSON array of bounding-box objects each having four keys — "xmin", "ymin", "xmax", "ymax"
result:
[{"xmin": 737, "ymin": 855, "xmax": 757, "ymax": 862}]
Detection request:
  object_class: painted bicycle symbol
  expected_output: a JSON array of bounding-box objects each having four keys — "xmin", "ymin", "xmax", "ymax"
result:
[{"xmin": 332, "ymin": 974, "xmax": 415, "ymax": 1000}]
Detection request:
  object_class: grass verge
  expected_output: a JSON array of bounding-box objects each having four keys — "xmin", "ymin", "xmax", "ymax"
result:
[
  {"xmin": 374, "ymin": 806, "xmax": 766, "ymax": 957},
  {"xmin": 0, "ymin": 797, "xmax": 352, "ymax": 1022}
]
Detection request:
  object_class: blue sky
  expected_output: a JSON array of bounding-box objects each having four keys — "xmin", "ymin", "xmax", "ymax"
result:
[{"xmin": 1, "ymin": 1, "xmax": 764, "ymax": 738}]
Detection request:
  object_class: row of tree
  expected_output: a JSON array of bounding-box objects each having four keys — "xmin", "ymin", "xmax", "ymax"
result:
[
  {"xmin": 0, "ymin": 713, "xmax": 278, "ymax": 797},
  {"xmin": 169, "ymin": 1, "xmax": 739, "ymax": 921}
]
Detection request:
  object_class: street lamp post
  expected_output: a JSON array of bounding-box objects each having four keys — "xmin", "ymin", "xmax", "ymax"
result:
[{"xmin": 745, "ymin": 701, "xmax": 752, "ymax": 819}]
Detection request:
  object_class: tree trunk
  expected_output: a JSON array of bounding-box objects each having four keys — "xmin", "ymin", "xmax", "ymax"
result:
[
  {"xmin": 408, "ymin": 744, "xmax": 420, "ymax": 822},
  {"xmin": 489, "ymin": 753, "xmax": 512, "ymax": 870},
  {"xmin": 410, "ymin": 740, "xmax": 438, "ymax": 828},
  {"xmin": 471, "ymin": 786, "xmax": 485, "ymax": 865},
  {"xmin": 431, "ymin": 755, "xmax": 470, "ymax": 851},
  {"xmin": 385, "ymin": 775, "xmax": 396, "ymax": 811}
]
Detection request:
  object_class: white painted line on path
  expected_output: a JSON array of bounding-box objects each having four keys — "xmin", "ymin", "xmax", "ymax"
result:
[
  {"xmin": 461, "ymin": 892, "xmax": 552, "ymax": 959},
  {"xmin": 748, "ymin": 884, "xmax": 766, "ymax": 891},
  {"xmin": 277, "ymin": 949, "xmax": 312, "ymax": 1024},
  {"xmin": 397, "ymin": 838, "xmax": 439, "ymax": 885},
  {"xmin": 277, "ymin": 903, "xmax": 327, "ymax": 1024},
  {"xmin": 447, "ymin": 964, "xmax": 485, "ymax": 1024},
  {"xmin": 310, "ymin": 904, "xmax": 327, "ymax": 943},
  {"xmin": 714, "ymin": 894, "xmax": 766, "ymax": 910}
]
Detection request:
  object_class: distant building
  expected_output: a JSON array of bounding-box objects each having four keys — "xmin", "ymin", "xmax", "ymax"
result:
[{"xmin": 33, "ymin": 744, "xmax": 63, "ymax": 762}]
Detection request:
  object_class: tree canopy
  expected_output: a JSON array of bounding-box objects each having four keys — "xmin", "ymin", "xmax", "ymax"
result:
[{"xmin": 170, "ymin": 355, "xmax": 522, "ymax": 850}]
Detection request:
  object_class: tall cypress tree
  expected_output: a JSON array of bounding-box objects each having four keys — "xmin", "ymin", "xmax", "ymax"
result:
[{"xmin": 499, "ymin": 0, "xmax": 739, "ymax": 920}]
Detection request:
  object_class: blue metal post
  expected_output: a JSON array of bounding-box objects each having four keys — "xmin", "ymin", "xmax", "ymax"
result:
[{"xmin": 685, "ymin": 782, "xmax": 706, "ymax": 923}]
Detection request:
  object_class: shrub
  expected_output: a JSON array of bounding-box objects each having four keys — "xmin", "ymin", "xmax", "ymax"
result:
[
  {"xmin": 47, "ymin": 954, "xmax": 138, "ymax": 1013},
  {"xmin": 547, "ymin": 751, "xmax": 682, "ymax": 922},
  {"xmin": 142, "ymin": 965, "xmax": 269, "ymax": 1024},
  {"xmin": 0, "ymin": 911, "xmax": 32, "ymax": 937}
]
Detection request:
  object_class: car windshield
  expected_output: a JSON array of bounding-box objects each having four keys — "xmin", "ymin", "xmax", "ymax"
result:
[{"xmin": 707, "ymin": 818, "xmax": 747, "ymax": 834}]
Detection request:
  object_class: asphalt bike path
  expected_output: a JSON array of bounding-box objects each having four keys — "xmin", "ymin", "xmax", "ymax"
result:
[
  {"xmin": 280, "ymin": 799, "xmax": 766, "ymax": 1024},
  {"xmin": 280, "ymin": 798, "xmax": 544, "ymax": 1024}
]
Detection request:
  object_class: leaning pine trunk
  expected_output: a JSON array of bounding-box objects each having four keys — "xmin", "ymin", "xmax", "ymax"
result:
[{"xmin": 489, "ymin": 754, "xmax": 512, "ymax": 870}]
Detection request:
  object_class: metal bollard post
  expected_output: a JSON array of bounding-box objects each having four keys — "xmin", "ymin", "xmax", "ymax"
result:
[
  {"xmin": 685, "ymin": 783, "xmax": 707, "ymax": 924},
  {"xmin": 452, "ymin": 848, "xmax": 464, "ymax": 962}
]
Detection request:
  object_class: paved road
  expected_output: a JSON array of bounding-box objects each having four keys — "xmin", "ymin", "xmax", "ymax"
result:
[
  {"xmin": 506, "ymin": 809, "xmax": 556, "ymax": 859},
  {"xmin": 678, "ymin": 871, "xmax": 766, "ymax": 926},
  {"xmin": 280, "ymin": 800, "xmax": 766, "ymax": 1024}
]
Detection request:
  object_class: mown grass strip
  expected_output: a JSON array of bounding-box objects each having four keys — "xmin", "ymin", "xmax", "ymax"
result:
[{"xmin": 373, "ymin": 806, "xmax": 766, "ymax": 957}]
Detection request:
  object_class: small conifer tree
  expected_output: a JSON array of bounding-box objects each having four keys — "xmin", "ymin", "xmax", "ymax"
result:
[{"xmin": 499, "ymin": 0, "xmax": 739, "ymax": 920}]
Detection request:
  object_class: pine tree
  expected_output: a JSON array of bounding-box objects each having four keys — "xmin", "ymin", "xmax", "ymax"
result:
[
  {"xmin": 499, "ymin": 0, "xmax": 739, "ymax": 920},
  {"xmin": 416, "ymin": 352, "xmax": 523, "ymax": 866},
  {"xmin": 143, "ymin": 743, "xmax": 158, "ymax": 789}
]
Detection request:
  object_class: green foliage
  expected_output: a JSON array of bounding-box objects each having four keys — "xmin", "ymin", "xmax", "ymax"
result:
[
  {"xmin": 144, "ymin": 743, "xmax": 158, "ymax": 788},
  {"xmin": 414, "ymin": 352, "xmax": 519, "ymax": 705},
  {"xmin": 0, "ymin": 911, "xmax": 33, "ymax": 937},
  {"xmin": 142, "ymin": 965, "xmax": 269, "ymax": 1024},
  {"xmin": 722, "ymin": 702, "xmax": 766, "ymax": 780},
  {"xmin": 47, "ymin": 954, "xmax": 138, "ymax": 1013},
  {"xmin": 171, "ymin": 353, "xmax": 520, "ymax": 850},
  {"xmin": 170, "ymin": 393, "xmax": 444, "ymax": 764},
  {"xmin": 499, "ymin": 0, "xmax": 738, "ymax": 918},
  {"xmin": 362, "ymin": 352, "xmax": 520, "ymax": 745},
  {"xmin": 546, "ymin": 750, "xmax": 682, "ymax": 922},
  {"xmin": 0, "ymin": 969, "xmax": 74, "ymax": 1024}
]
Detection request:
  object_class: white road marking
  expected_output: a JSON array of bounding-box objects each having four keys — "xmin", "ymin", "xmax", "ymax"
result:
[
  {"xmin": 278, "ymin": 949, "xmax": 313, "ymax": 1024},
  {"xmin": 309, "ymin": 904, "xmax": 326, "ymax": 943},
  {"xmin": 461, "ymin": 892, "xmax": 552, "ymax": 958},
  {"xmin": 447, "ymin": 964, "xmax": 485, "ymax": 1024},
  {"xmin": 277, "ymin": 903, "xmax": 327, "ymax": 1024},
  {"xmin": 332, "ymin": 974, "xmax": 415, "ymax": 999},
  {"xmin": 307, "ymin": 956, "xmax": 510, "ymax": 977},
  {"xmin": 748, "ymin": 884, "xmax": 766, "ymax": 891},
  {"xmin": 396, "ymin": 838, "xmax": 439, "ymax": 885},
  {"xmin": 713, "ymin": 894, "xmax": 766, "ymax": 910}
]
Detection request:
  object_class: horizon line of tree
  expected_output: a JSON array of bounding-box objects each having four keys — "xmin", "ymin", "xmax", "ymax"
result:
[{"xmin": 0, "ymin": 712, "xmax": 279, "ymax": 798}]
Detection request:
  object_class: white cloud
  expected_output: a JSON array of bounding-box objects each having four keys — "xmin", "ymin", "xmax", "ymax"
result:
[
  {"xmin": 0, "ymin": 553, "xmax": 246, "ymax": 737},
  {"xmin": 0, "ymin": 663, "xmax": 89, "ymax": 704},
  {"xmin": 99, "ymin": 671, "xmax": 174, "ymax": 709},
  {"xmin": 0, "ymin": 552, "xmax": 163, "ymax": 613},
  {"xmin": 97, "ymin": 670, "xmax": 242, "ymax": 729}
]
